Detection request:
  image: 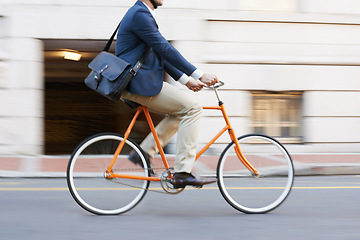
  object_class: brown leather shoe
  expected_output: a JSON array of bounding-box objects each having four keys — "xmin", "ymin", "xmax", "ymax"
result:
[{"xmin": 170, "ymin": 172, "xmax": 217, "ymax": 189}]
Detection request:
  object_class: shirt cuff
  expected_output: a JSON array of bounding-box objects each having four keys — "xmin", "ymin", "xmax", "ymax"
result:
[
  {"xmin": 191, "ymin": 69, "xmax": 204, "ymax": 81},
  {"xmin": 177, "ymin": 73, "xmax": 190, "ymax": 85}
]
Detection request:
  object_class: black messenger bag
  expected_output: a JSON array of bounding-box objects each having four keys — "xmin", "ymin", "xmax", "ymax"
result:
[{"xmin": 85, "ymin": 23, "xmax": 150, "ymax": 101}]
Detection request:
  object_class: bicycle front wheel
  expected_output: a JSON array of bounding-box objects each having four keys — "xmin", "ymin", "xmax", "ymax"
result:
[
  {"xmin": 217, "ymin": 134, "xmax": 294, "ymax": 214},
  {"xmin": 67, "ymin": 133, "xmax": 150, "ymax": 215}
]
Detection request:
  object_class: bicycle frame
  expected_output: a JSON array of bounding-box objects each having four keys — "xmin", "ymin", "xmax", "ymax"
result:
[{"xmin": 105, "ymin": 91, "xmax": 259, "ymax": 181}]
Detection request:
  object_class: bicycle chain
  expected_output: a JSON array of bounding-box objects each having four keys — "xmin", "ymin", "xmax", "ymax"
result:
[
  {"xmin": 109, "ymin": 167, "xmax": 173, "ymax": 194},
  {"xmin": 112, "ymin": 167, "xmax": 166, "ymax": 172}
]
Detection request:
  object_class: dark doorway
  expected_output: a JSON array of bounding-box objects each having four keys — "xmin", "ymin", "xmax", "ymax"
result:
[{"xmin": 43, "ymin": 40, "xmax": 162, "ymax": 155}]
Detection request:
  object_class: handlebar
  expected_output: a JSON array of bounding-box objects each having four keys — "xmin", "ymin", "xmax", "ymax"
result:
[
  {"xmin": 206, "ymin": 81, "xmax": 225, "ymax": 89},
  {"xmin": 206, "ymin": 81, "xmax": 224, "ymax": 103}
]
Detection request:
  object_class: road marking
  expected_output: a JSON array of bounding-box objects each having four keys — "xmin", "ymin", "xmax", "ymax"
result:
[
  {"xmin": 0, "ymin": 186, "xmax": 360, "ymax": 191},
  {"xmin": 293, "ymin": 186, "xmax": 360, "ymax": 189},
  {"xmin": 203, "ymin": 186, "xmax": 360, "ymax": 190},
  {"xmin": 0, "ymin": 188, "xmax": 69, "ymax": 191}
]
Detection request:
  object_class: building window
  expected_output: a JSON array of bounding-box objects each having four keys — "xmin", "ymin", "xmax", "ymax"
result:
[{"xmin": 252, "ymin": 91, "xmax": 303, "ymax": 143}]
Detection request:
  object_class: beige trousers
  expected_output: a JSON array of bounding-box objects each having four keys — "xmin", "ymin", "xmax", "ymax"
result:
[{"xmin": 121, "ymin": 82, "xmax": 202, "ymax": 173}]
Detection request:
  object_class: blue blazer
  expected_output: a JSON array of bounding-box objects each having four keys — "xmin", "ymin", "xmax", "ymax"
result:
[{"xmin": 115, "ymin": 1, "xmax": 197, "ymax": 96}]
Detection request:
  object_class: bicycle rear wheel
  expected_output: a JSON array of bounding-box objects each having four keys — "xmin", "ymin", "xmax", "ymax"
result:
[
  {"xmin": 67, "ymin": 133, "xmax": 150, "ymax": 215},
  {"xmin": 217, "ymin": 133, "xmax": 294, "ymax": 214}
]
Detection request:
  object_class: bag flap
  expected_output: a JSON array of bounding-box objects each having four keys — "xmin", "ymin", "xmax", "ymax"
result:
[{"xmin": 88, "ymin": 51, "xmax": 131, "ymax": 81}]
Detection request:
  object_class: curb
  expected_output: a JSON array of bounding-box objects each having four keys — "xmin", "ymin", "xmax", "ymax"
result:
[
  {"xmin": 0, "ymin": 154, "xmax": 359, "ymax": 178},
  {"xmin": 294, "ymin": 163, "xmax": 360, "ymax": 176}
]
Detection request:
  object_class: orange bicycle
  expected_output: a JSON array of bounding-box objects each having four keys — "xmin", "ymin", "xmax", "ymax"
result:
[{"xmin": 66, "ymin": 82, "xmax": 294, "ymax": 215}]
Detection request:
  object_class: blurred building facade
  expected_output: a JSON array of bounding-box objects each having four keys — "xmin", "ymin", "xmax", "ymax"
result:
[{"xmin": 0, "ymin": 0, "xmax": 359, "ymax": 155}]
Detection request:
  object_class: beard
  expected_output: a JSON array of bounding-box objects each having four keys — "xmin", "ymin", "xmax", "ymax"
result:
[{"xmin": 150, "ymin": 0, "xmax": 158, "ymax": 9}]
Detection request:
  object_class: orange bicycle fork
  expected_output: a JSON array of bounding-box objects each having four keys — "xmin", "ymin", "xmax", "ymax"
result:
[{"xmin": 199, "ymin": 102, "xmax": 259, "ymax": 176}]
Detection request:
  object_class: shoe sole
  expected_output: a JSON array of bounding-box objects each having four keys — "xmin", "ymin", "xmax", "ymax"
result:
[{"xmin": 172, "ymin": 180, "xmax": 217, "ymax": 189}]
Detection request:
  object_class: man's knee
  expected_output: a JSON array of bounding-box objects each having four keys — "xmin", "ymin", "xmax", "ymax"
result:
[
  {"xmin": 186, "ymin": 103, "xmax": 202, "ymax": 118},
  {"xmin": 194, "ymin": 103, "xmax": 203, "ymax": 115}
]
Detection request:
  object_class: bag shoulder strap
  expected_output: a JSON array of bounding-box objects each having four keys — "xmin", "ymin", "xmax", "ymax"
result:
[
  {"xmin": 103, "ymin": 22, "xmax": 151, "ymax": 75},
  {"xmin": 103, "ymin": 23, "xmax": 121, "ymax": 52},
  {"xmin": 130, "ymin": 47, "xmax": 151, "ymax": 76},
  {"xmin": 102, "ymin": 22, "xmax": 151, "ymax": 62}
]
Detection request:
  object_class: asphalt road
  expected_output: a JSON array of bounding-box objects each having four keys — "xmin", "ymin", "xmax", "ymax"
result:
[{"xmin": 0, "ymin": 175, "xmax": 359, "ymax": 240}]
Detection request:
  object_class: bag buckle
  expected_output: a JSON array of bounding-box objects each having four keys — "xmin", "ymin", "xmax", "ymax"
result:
[
  {"xmin": 94, "ymin": 65, "xmax": 109, "ymax": 81},
  {"xmin": 130, "ymin": 69, "xmax": 137, "ymax": 76}
]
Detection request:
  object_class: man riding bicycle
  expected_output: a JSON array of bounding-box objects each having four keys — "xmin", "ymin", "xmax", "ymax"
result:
[{"xmin": 116, "ymin": 0, "xmax": 219, "ymax": 188}]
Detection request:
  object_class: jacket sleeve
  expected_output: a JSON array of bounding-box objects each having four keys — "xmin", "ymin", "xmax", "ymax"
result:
[
  {"xmin": 132, "ymin": 8, "xmax": 197, "ymax": 77},
  {"xmin": 164, "ymin": 59, "xmax": 184, "ymax": 81}
]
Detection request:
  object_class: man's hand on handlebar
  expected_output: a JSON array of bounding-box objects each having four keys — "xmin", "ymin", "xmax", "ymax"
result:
[
  {"xmin": 199, "ymin": 73, "xmax": 219, "ymax": 87},
  {"xmin": 185, "ymin": 79, "xmax": 207, "ymax": 92}
]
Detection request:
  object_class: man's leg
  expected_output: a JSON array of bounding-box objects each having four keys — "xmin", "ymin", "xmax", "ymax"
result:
[
  {"xmin": 122, "ymin": 82, "xmax": 201, "ymax": 173},
  {"xmin": 122, "ymin": 82, "xmax": 216, "ymax": 188},
  {"xmin": 139, "ymin": 115, "xmax": 179, "ymax": 158}
]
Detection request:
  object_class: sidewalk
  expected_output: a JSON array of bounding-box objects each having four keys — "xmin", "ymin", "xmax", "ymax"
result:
[{"xmin": 0, "ymin": 153, "xmax": 359, "ymax": 177}]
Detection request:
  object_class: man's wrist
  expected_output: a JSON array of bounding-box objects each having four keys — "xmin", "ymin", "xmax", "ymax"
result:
[
  {"xmin": 177, "ymin": 73, "xmax": 190, "ymax": 85},
  {"xmin": 191, "ymin": 69, "xmax": 204, "ymax": 81}
]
